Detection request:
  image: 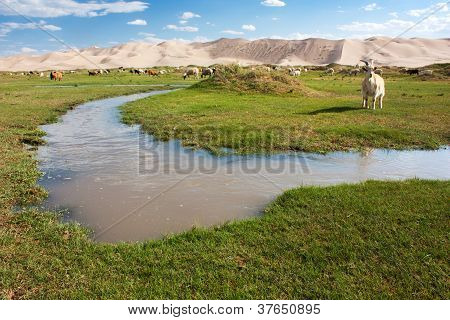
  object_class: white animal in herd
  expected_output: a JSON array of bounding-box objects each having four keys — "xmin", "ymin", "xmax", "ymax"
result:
[
  {"xmin": 419, "ymin": 69, "xmax": 433, "ymax": 76},
  {"xmin": 288, "ymin": 68, "xmax": 301, "ymax": 76},
  {"xmin": 360, "ymin": 59, "xmax": 385, "ymax": 110},
  {"xmin": 183, "ymin": 67, "xmax": 199, "ymax": 80}
]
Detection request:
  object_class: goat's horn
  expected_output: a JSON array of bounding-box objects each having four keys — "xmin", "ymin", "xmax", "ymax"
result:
[{"xmin": 360, "ymin": 60, "xmax": 369, "ymax": 66}]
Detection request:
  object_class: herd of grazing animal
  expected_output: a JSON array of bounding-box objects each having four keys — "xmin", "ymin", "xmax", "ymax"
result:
[{"xmin": 9, "ymin": 60, "xmax": 443, "ymax": 112}]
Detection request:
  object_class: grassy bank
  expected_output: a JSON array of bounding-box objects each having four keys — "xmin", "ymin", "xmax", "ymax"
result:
[
  {"xmin": 1, "ymin": 180, "xmax": 448, "ymax": 299},
  {"xmin": 0, "ymin": 72, "xmax": 448, "ymax": 299},
  {"xmin": 122, "ymin": 66, "xmax": 450, "ymax": 154},
  {"xmin": 0, "ymin": 72, "xmax": 187, "ymax": 209}
]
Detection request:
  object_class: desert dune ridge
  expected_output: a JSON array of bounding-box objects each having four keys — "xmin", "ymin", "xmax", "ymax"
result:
[{"xmin": 0, "ymin": 37, "xmax": 449, "ymax": 71}]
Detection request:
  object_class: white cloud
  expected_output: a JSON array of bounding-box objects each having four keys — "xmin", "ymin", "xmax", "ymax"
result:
[
  {"xmin": 261, "ymin": 0, "xmax": 286, "ymax": 7},
  {"xmin": 288, "ymin": 32, "xmax": 336, "ymax": 40},
  {"xmin": 179, "ymin": 20, "xmax": 188, "ymax": 25},
  {"xmin": 138, "ymin": 32, "xmax": 156, "ymax": 37},
  {"xmin": 408, "ymin": 2, "xmax": 448, "ymax": 17},
  {"xmin": 21, "ymin": 47, "xmax": 37, "ymax": 53},
  {"xmin": 338, "ymin": 15, "xmax": 450, "ymax": 34},
  {"xmin": 362, "ymin": 3, "xmax": 380, "ymax": 11},
  {"xmin": 166, "ymin": 24, "xmax": 198, "ymax": 32},
  {"xmin": 338, "ymin": 20, "xmax": 412, "ymax": 32},
  {"xmin": 339, "ymin": 1, "xmax": 450, "ymax": 37},
  {"xmin": 134, "ymin": 33, "xmax": 209, "ymax": 44},
  {"xmin": 221, "ymin": 30, "xmax": 244, "ymax": 35},
  {"xmin": 193, "ymin": 36, "xmax": 209, "ymax": 42},
  {"xmin": 242, "ymin": 24, "xmax": 256, "ymax": 31},
  {"xmin": 180, "ymin": 11, "xmax": 201, "ymax": 19},
  {"xmin": 0, "ymin": 0, "xmax": 149, "ymax": 18},
  {"xmin": 134, "ymin": 33, "xmax": 166, "ymax": 44},
  {"xmin": 249, "ymin": 32, "xmax": 336, "ymax": 41},
  {"xmin": 389, "ymin": 12, "xmax": 398, "ymax": 18},
  {"xmin": 272, "ymin": 17, "xmax": 279, "ymax": 21},
  {"xmin": 42, "ymin": 24, "xmax": 61, "ymax": 31},
  {"xmin": 0, "ymin": 20, "xmax": 61, "ymax": 37},
  {"xmin": 127, "ymin": 19, "xmax": 147, "ymax": 26}
]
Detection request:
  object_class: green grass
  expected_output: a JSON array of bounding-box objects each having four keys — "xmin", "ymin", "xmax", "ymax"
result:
[
  {"xmin": 1, "ymin": 180, "xmax": 448, "ymax": 299},
  {"xmin": 0, "ymin": 70, "xmax": 449, "ymax": 299},
  {"xmin": 0, "ymin": 72, "xmax": 191, "ymax": 209},
  {"xmin": 122, "ymin": 68, "xmax": 450, "ymax": 154}
]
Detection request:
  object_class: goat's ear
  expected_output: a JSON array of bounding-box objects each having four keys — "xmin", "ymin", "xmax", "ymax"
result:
[{"xmin": 374, "ymin": 67, "xmax": 378, "ymax": 70}]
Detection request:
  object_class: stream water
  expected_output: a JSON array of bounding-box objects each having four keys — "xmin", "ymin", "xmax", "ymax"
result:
[{"xmin": 37, "ymin": 90, "xmax": 450, "ymax": 242}]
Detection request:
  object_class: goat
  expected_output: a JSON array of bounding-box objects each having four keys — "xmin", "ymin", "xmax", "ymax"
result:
[
  {"xmin": 374, "ymin": 69, "xmax": 383, "ymax": 76},
  {"xmin": 360, "ymin": 59, "xmax": 385, "ymax": 110},
  {"xmin": 201, "ymin": 67, "xmax": 214, "ymax": 78},
  {"xmin": 406, "ymin": 69, "xmax": 420, "ymax": 75},
  {"xmin": 146, "ymin": 69, "xmax": 159, "ymax": 76},
  {"xmin": 349, "ymin": 68, "xmax": 360, "ymax": 76},
  {"xmin": 183, "ymin": 67, "xmax": 199, "ymax": 80},
  {"xmin": 50, "ymin": 71, "xmax": 63, "ymax": 81},
  {"xmin": 419, "ymin": 69, "xmax": 433, "ymax": 76},
  {"xmin": 326, "ymin": 68, "xmax": 335, "ymax": 76},
  {"xmin": 289, "ymin": 69, "xmax": 301, "ymax": 76}
]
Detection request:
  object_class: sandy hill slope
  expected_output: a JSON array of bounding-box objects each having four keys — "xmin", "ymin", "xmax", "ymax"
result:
[{"xmin": 0, "ymin": 37, "xmax": 449, "ymax": 71}]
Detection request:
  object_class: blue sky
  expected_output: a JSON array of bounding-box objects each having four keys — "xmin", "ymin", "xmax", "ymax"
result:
[{"xmin": 0, "ymin": 0, "xmax": 449, "ymax": 56}]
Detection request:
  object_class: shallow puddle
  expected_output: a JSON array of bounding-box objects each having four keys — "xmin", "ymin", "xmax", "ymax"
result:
[{"xmin": 37, "ymin": 90, "xmax": 450, "ymax": 242}]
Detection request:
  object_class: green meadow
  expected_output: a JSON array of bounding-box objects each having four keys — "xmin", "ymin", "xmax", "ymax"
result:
[
  {"xmin": 0, "ymin": 67, "xmax": 448, "ymax": 299},
  {"xmin": 122, "ymin": 65, "xmax": 450, "ymax": 154}
]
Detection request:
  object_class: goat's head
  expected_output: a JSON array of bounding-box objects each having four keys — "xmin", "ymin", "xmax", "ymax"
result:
[{"xmin": 360, "ymin": 59, "xmax": 378, "ymax": 78}]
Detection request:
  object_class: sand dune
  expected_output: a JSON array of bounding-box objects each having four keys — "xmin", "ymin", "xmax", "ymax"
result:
[{"xmin": 0, "ymin": 37, "xmax": 449, "ymax": 71}]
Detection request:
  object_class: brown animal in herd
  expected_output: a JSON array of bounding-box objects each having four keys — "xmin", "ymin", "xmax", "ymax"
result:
[
  {"xmin": 50, "ymin": 71, "xmax": 63, "ymax": 81},
  {"xmin": 146, "ymin": 69, "xmax": 159, "ymax": 76}
]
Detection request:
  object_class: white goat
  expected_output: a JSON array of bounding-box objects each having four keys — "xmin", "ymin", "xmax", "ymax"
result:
[
  {"xmin": 326, "ymin": 68, "xmax": 335, "ymax": 76},
  {"xmin": 419, "ymin": 69, "xmax": 433, "ymax": 76},
  {"xmin": 288, "ymin": 67, "xmax": 301, "ymax": 76},
  {"xmin": 183, "ymin": 67, "xmax": 199, "ymax": 80},
  {"xmin": 349, "ymin": 68, "xmax": 360, "ymax": 76},
  {"xmin": 374, "ymin": 69, "xmax": 383, "ymax": 76},
  {"xmin": 360, "ymin": 59, "xmax": 385, "ymax": 110}
]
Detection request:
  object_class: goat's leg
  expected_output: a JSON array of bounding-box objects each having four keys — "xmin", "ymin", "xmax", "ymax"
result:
[
  {"xmin": 380, "ymin": 95, "xmax": 384, "ymax": 109},
  {"xmin": 362, "ymin": 97, "xmax": 366, "ymax": 108},
  {"xmin": 372, "ymin": 97, "xmax": 377, "ymax": 110}
]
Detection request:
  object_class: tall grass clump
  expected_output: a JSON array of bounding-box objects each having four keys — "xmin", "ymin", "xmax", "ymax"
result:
[{"xmin": 192, "ymin": 64, "xmax": 322, "ymax": 96}]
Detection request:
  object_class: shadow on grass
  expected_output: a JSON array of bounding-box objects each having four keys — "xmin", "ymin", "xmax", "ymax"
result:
[{"xmin": 302, "ymin": 106, "xmax": 359, "ymax": 115}]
